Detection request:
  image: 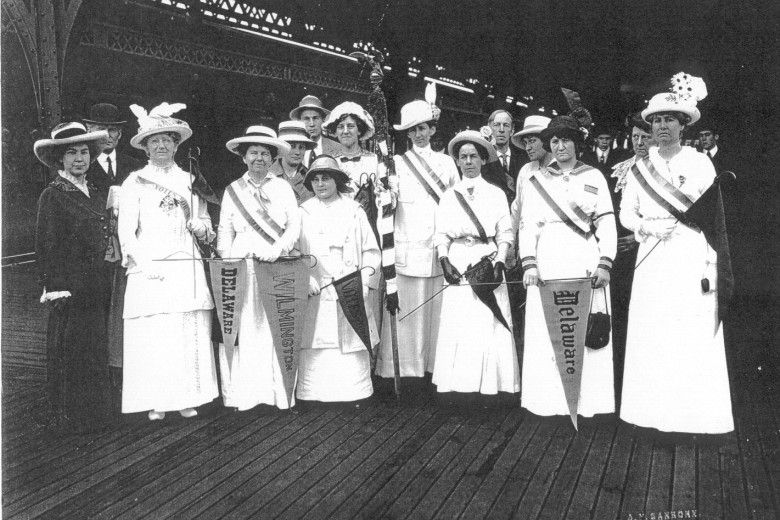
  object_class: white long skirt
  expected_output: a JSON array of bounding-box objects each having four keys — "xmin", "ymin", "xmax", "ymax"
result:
[
  {"xmin": 296, "ymin": 348, "xmax": 373, "ymax": 402},
  {"xmin": 218, "ymin": 260, "xmax": 292, "ymax": 411},
  {"xmin": 122, "ymin": 310, "xmax": 218, "ymax": 413},
  {"xmin": 620, "ymin": 223, "xmax": 733, "ymax": 433},
  {"xmin": 376, "ymin": 274, "xmax": 442, "ymax": 377},
  {"xmin": 432, "ymin": 241, "xmax": 519, "ymax": 394},
  {"xmin": 521, "ymin": 222, "xmax": 615, "ymax": 417}
]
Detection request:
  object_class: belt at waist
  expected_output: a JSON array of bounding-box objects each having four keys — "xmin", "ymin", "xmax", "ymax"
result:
[{"xmin": 452, "ymin": 236, "xmax": 491, "ymax": 247}]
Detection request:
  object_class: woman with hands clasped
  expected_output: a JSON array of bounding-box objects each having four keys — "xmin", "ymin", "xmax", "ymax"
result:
[{"xmin": 216, "ymin": 126, "xmax": 301, "ymax": 410}]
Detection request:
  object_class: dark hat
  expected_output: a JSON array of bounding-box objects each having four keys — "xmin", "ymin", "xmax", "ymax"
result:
[
  {"xmin": 83, "ymin": 103, "xmax": 127, "ymax": 125},
  {"xmin": 303, "ymin": 155, "xmax": 351, "ymax": 191},
  {"xmin": 540, "ymin": 115, "xmax": 585, "ymax": 147}
]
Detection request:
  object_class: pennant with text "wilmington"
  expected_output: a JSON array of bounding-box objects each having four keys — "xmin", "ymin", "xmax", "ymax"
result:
[
  {"xmin": 539, "ymin": 278, "xmax": 593, "ymax": 430},
  {"xmin": 255, "ymin": 257, "xmax": 310, "ymax": 408}
]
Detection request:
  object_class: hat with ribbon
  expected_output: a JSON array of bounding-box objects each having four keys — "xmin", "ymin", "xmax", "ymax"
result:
[
  {"xmin": 277, "ymin": 121, "xmax": 316, "ymax": 150},
  {"xmin": 34, "ymin": 122, "xmax": 108, "ymax": 169},
  {"xmin": 642, "ymin": 72, "xmax": 707, "ymax": 124},
  {"xmin": 129, "ymin": 102, "xmax": 192, "ymax": 149},
  {"xmin": 289, "ymin": 95, "xmax": 331, "ymax": 120},
  {"xmin": 82, "ymin": 103, "xmax": 127, "ymax": 125},
  {"xmin": 393, "ymin": 82, "xmax": 441, "ymax": 131},
  {"xmin": 226, "ymin": 125, "xmax": 291, "ymax": 157},
  {"xmin": 302, "ymin": 155, "xmax": 351, "ymax": 191},
  {"xmin": 511, "ymin": 115, "xmax": 552, "ymax": 147},
  {"xmin": 447, "ymin": 130, "xmax": 498, "ymax": 163},
  {"xmin": 323, "ymin": 101, "xmax": 376, "ymax": 140}
]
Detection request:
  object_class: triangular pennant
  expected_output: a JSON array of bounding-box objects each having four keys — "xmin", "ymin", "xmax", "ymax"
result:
[
  {"xmin": 255, "ymin": 257, "xmax": 310, "ymax": 407},
  {"xmin": 538, "ymin": 278, "xmax": 593, "ymax": 429},
  {"xmin": 207, "ymin": 260, "xmax": 248, "ymax": 366},
  {"xmin": 332, "ymin": 270, "xmax": 373, "ymax": 356}
]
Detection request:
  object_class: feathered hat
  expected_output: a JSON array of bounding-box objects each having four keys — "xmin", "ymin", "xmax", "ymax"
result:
[
  {"xmin": 393, "ymin": 82, "xmax": 442, "ymax": 131},
  {"xmin": 642, "ymin": 72, "xmax": 707, "ymax": 124},
  {"xmin": 129, "ymin": 102, "xmax": 192, "ymax": 149}
]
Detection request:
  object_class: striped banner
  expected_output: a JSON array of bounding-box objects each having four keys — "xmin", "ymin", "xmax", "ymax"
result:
[
  {"xmin": 226, "ymin": 179, "xmax": 286, "ymax": 246},
  {"xmin": 528, "ymin": 173, "xmax": 592, "ymax": 239},
  {"xmin": 631, "ymin": 157, "xmax": 694, "ymax": 220}
]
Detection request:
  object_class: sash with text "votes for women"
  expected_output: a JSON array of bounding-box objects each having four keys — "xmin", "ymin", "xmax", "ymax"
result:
[
  {"xmin": 630, "ymin": 156, "xmax": 695, "ymax": 220},
  {"xmin": 528, "ymin": 171, "xmax": 593, "ymax": 239},
  {"xmin": 135, "ymin": 173, "xmax": 192, "ymax": 221},
  {"xmin": 225, "ymin": 177, "xmax": 286, "ymax": 246},
  {"xmin": 400, "ymin": 149, "xmax": 448, "ymax": 204}
]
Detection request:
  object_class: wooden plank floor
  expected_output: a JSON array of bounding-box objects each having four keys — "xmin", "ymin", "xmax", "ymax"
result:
[{"xmin": 3, "ymin": 370, "xmax": 778, "ymax": 520}]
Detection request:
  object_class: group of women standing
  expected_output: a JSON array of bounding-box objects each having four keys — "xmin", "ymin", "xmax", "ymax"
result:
[{"xmin": 33, "ymin": 76, "xmax": 733, "ymax": 436}]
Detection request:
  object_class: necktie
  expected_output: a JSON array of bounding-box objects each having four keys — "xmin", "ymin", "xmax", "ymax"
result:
[
  {"xmin": 340, "ymin": 156, "xmax": 361, "ymax": 163},
  {"xmin": 599, "ymin": 154, "xmax": 606, "ymax": 165},
  {"xmin": 106, "ymin": 156, "xmax": 114, "ymax": 177},
  {"xmin": 500, "ymin": 154, "xmax": 508, "ymax": 172},
  {"xmin": 707, "ymin": 150, "xmax": 712, "ymax": 158}
]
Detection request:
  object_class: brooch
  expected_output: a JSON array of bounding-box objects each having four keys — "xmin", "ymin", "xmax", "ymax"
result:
[
  {"xmin": 678, "ymin": 175, "xmax": 686, "ymax": 186},
  {"xmin": 159, "ymin": 194, "xmax": 180, "ymax": 213}
]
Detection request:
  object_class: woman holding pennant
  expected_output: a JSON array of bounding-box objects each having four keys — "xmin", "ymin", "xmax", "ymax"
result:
[
  {"xmin": 118, "ymin": 103, "xmax": 218, "ymax": 420},
  {"xmin": 620, "ymin": 74, "xmax": 734, "ymax": 434},
  {"xmin": 296, "ymin": 156, "xmax": 381, "ymax": 402},
  {"xmin": 431, "ymin": 131, "xmax": 520, "ymax": 397},
  {"xmin": 519, "ymin": 115, "xmax": 617, "ymax": 419},
  {"xmin": 216, "ymin": 126, "xmax": 301, "ymax": 411}
]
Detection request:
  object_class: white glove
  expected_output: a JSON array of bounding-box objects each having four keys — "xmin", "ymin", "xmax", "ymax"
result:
[
  {"xmin": 186, "ymin": 218, "xmax": 208, "ymax": 239},
  {"xmin": 255, "ymin": 244, "xmax": 282, "ymax": 262},
  {"xmin": 308, "ymin": 276, "xmax": 321, "ymax": 296},
  {"xmin": 523, "ymin": 267, "xmax": 543, "ymax": 287},
  {"xmin": 40, "ymin": 288, "xmax": 72, "ymax": 303},
  {"xmin": 639, "ymin": 219, "xmax": 676, "ymax": 240}
]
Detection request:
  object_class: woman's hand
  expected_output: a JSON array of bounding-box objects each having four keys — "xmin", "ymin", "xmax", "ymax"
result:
[
  {"xmin": 186, "ymin": 219, "xmax": 208, "ymax": 240},
  {"xmin": 385, "ymin": 292, "xmax": 400, "ymax": 315},
  {"xmin": 255, "ymin": 245, "xmax": 282, "ymax": 263},
  {"xmin": 440, "ymin": 257, "xmax": 462, "ymax": 285},
  {"xmin": 639, "ymin": 219, "xmax": 676, "ymax": 240},
  {"xmin": 592, "ymin": 267, "xmax": 610, "ymax": 288},
  {"xmin": 523, "ymin": 267, "xmax": 543, "ymax": 287},
  {"xmin": 308, "ymin": 276, "xmax": 320, "ymax": 296}
]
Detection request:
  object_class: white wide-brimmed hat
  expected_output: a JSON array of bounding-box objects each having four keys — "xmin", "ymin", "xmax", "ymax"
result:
[
  {"xmin": 277, "ymin": 121, "xmax": 316, "ymax": 150},
  {"xmin": 129, "ymin": 102, "xmax": 192, "ymax": 149},
  {"xmin": 323, "ymin": 101, "xmax": 375, "ymax": 140},
  {"xmin": 393, "ymin": 100, "xmax": 439, "ymax": 131},
  {"xmin": 226, "ymin": 125, "xmax": 291, "ymax": 157},
  {"xmin": 33, "ymin": 122, "xmax": 108, "ymax": 169},
  {"xmin": 447, "ymin": 130, "xmax": 498, "ymax": 163},
  {"xmin": 510, "ymin": 115, "xmax": 551, "ymax": 147},
  {"xmin": 641, "ymin": 72, "xmax": 707, "ymax": 124},
  {"xmin": 289, "ymin": 95, "xmax": 331, "ymax": 120}
]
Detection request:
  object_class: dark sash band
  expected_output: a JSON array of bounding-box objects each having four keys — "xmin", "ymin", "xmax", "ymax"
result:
[
  {"xmin": 528, "ymin": 175, "xmax": 592, "ymax": 239},
  {"xmin": 237, "ymin": 178, "xmax": 285, "ymax": 236},
  {"xmin": 453, "ymin": 190, "xmax": 489, "ymax": 242},
  {"xmin": 400, "ymin": 150, "xmax": 446, "ymax": 204},
  {"xmin": 631, "ymin": 162, "xmax": 689, "ymax": 221},
  {"xmin": 226, "ymin": 184, "xmax": 278, "ymax": 246}
]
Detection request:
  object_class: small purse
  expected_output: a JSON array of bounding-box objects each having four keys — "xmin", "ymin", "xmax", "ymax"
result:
[{"xmin": 585, "ymin": 286, "xmax": 611, "ymax": 350}]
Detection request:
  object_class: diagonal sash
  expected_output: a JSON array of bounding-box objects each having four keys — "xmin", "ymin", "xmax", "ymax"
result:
[
  {"xmin": 135, "ymin": 174, "xmax": 191, "ymax": 220},
  {"xmin": 453, "ymin": 190, "xmax": 488, "ymax": 242},
  {"xmin": 226, "ymin": 179, "xmax": 285, "ymax": 246},
  {"xmin": 631, "ymin": 157, "xmax": 695, "ymax": 220},
  {"xmin": 528, "ymin": 173, "xmax": 592, "ymax": 238},
  {"xmin": 400, "ymin": 151, "xmax": 446, "ymax": 204}
]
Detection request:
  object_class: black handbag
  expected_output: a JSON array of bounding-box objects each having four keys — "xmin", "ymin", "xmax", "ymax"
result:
[{"xmin": 585, "ymin": 286, "xmax": 611, "ymax": 350}]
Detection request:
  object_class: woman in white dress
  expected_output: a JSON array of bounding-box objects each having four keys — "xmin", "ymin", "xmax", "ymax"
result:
[
  {"xmin": 119, "ymin": 103, "xmax": 218, "ymax": 420},
  {"xmin": 216, "ymin": 126, "xmax": 300, "ymax": 410},
  {"xmin": 432, "ymin": 131, "xmax": 520, "ymax": 396},
  {"xmin": 296, "ymin": 156, "xmax": 381, "ymax": 402},
  {"xmin": 619, "ymin": 81, "xmax": 734, "ymax": 434},
  {"xmin": 519, "ymin": 115, "xmax": 617, "ymax": 418}
]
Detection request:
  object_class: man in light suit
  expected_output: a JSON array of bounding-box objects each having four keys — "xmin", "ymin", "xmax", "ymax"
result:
[
  {"xmin": 481, "ymin": 110, "xmax": 527, "ymax": 205},
  {"xmin": 289, "ymin": 95, "xmax": 340, "ymax": 166}
]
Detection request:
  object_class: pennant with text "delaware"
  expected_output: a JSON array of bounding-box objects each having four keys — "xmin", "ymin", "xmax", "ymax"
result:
[{"xmin": 208, "ymin": 260, "xmax": 247, "ymax": 359}]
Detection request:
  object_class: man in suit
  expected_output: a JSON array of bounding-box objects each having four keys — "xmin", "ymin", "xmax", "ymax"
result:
[
  {"xmin": 289, "ymin": 95, "xmax": 340, "ymax": 166},
  {"xmin": 580, "ymin": 125, "xmax": 631, "ymax": 183},
  {"xmin": 481, "ymin": 110, "xmax": 527, "ymax": 205},
  {"xmin": 83, "ymin": 103, "xmax": 144, "ymax": 193},
  {"xmin": 698, "ymin": 122, "xmax": 732, "ymax": 173}
]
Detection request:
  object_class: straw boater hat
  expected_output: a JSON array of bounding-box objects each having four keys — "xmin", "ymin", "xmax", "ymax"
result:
[
  {"xmin": 82, "ymin": 103, "xmax": 126, "ymax": 125},
  {"xmin": 33, "ymin": 122, "xmax": 108, "ymax": 169},
  {"xmin": 323, "ymin": 101, "xmax": 375, "ymax": 140},
  {"xmin": 289, "ymin": 95, "xmax": 330, "ymax": 120},
  {"xmin": 225, "ymin": 125, "xmax": 291, "ymax": 157},
  {"xmin": 447, "ymin": 130, "xmax": 499, "ymax": 163},
  {"xmin": 510, "ymin": 115, "xmax": 551, "ymax": 147},
  {"xmin": 129, "ymin": 102, "xmax": 192, "ymax": 149},
  {"xmin": 641, "ymin": 72, "xmax": 707, "ymax": 125},
  {"xmin": 277, "ymin": 121, "xmax": 316, "ymax": 150},
  {"xmin": 302, "ymin": 155, "xmax": 351, "ymax": 191}
]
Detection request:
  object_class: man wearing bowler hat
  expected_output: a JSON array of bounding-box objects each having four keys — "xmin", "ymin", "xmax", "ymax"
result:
[
  {"xmin": 289, "ymin": 95, "xmax": 340, "ymax": 166},
  {"xmin": 83, "ymin": 103, "xmax": 143, "ymax": 193}
]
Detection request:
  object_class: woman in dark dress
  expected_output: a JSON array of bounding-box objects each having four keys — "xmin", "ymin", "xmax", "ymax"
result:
[{"xmin": 34, "ymin": 122, "xmax": 114, "ymax": 432}]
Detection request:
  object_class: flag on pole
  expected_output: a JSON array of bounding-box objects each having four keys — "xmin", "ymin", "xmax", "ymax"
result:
[{"xmin": 539, "ymin": 278, "xmax": 593, "ymax": 429}]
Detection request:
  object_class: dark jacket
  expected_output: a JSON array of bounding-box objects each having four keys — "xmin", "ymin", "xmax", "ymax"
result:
[
  {"xmin": 35, "ymin": 177, "xmax": 112, "ymax": 297},
  {"xmin": 481, "ymin": 145, "xmax": 528, "ymax": 204},
  {"xmin": 85, "ymin": 150, "xmax": 144, "ymax": 194}
]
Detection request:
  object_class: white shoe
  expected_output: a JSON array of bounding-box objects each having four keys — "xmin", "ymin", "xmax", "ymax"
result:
[
  {"xmin": 179, "ymin": 408, "xmax": 198, "ymax": 418},
  {"xmin": 148, "ymin": 410, "xmax": 166, "ymax": 421}
]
